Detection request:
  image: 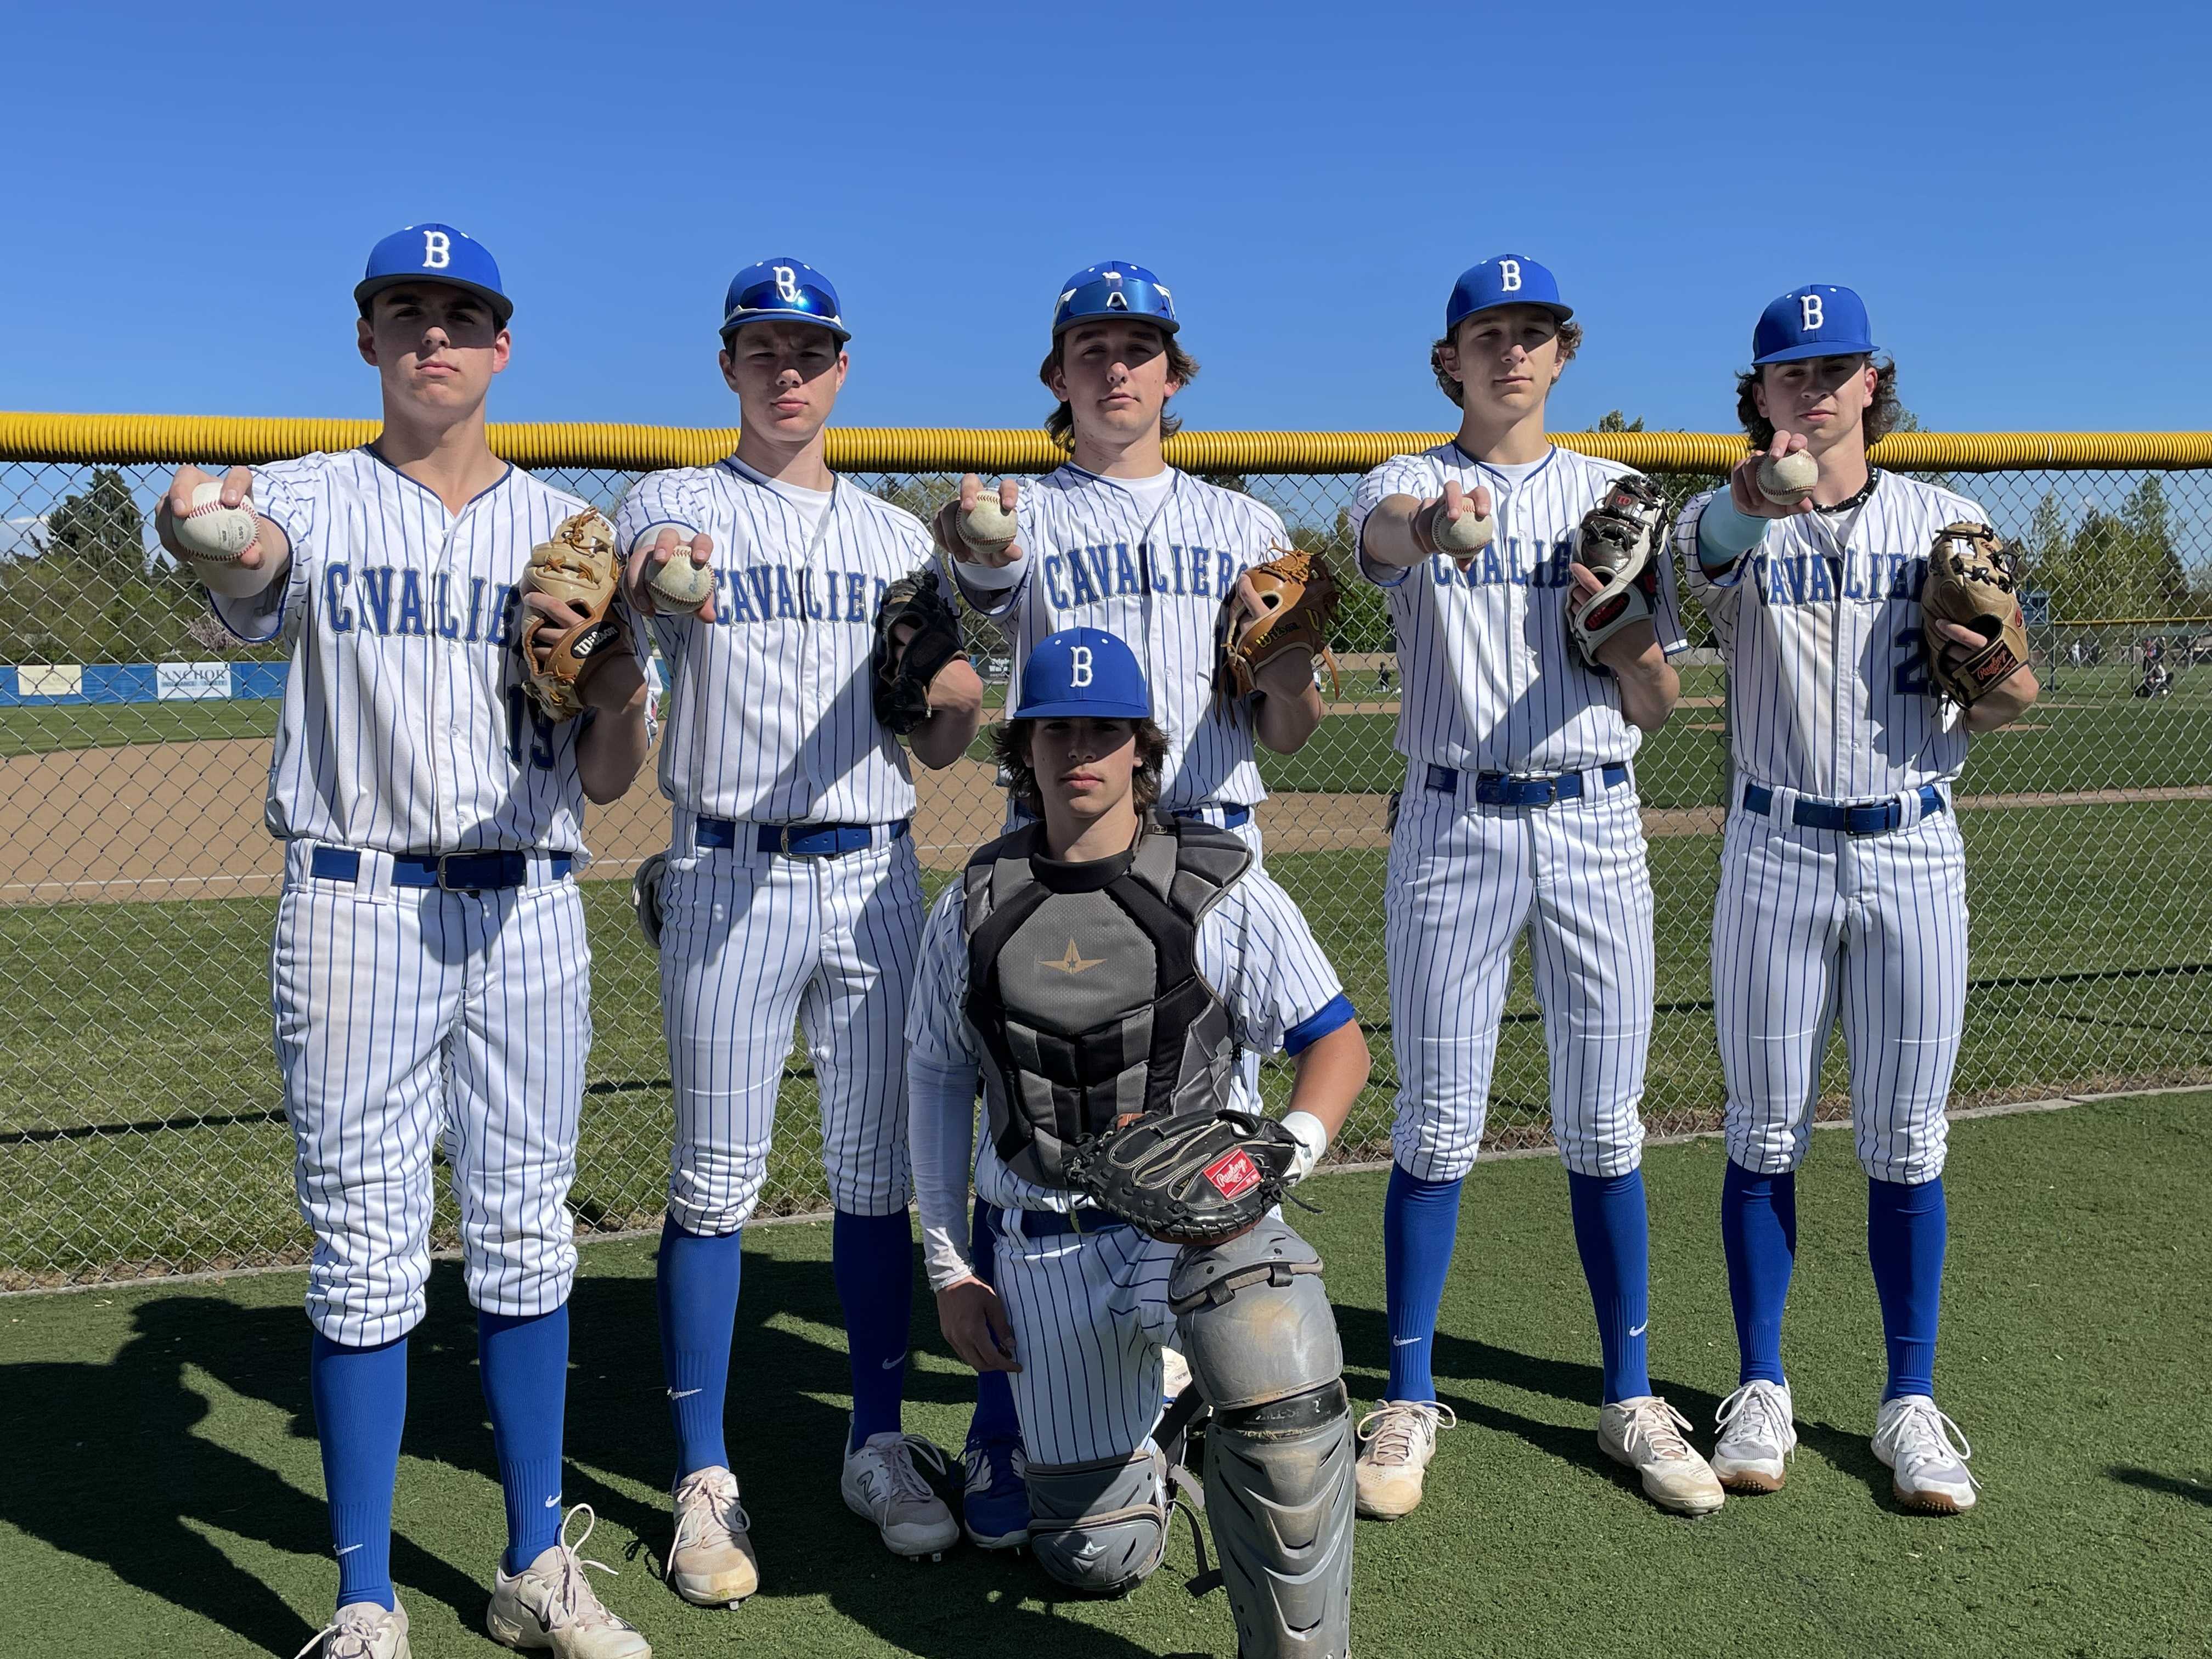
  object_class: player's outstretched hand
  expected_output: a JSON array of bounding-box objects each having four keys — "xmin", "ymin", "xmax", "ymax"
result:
[
  {"xmin": 623, "ymin": 527, "xmax": 716, "ymax": 622},
  {"xmin": 1410, "ymin": 481, "xmax": 1496, "ymax": 571},
  {"xmin": 156, "ymin": 465, "xmax": 269, "ymax": 569},
  {"xmin": 931, "ymin": 475, "xmax": 1024, "ymax": 569},
  {"xmin": 1728, "ymin": 433, "xmax": 1820, "ymax": 521},
  {"xmin": 936, "ymin": 1275, "xmax": 1021, "ymax": 1374}
]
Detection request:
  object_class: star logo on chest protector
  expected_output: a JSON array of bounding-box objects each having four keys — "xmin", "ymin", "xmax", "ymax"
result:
[{"xmin": 1039, "ymin": 938, "xmax": 1105, "ymax": 975}]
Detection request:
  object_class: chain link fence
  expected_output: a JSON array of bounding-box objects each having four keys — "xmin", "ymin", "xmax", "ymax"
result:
[{"xmin": 4, "ymin": 423, "xmax": 2208, "ymax": 1288}]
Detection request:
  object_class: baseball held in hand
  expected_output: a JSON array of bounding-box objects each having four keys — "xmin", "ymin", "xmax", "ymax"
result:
[
  {"xmin": 1431, "ymin": 503, "xmax": 1494, "ymax": 554},
  {"xmin": 646, "ymin": 551, "xmax": 715, "ymax": 611},
  {"xmin": 177, "ymin": 482, "xmax": 259, "ymax": 562},
  {"xmin": 960, "ymin": 494, "xmax": 1018, "ymax": 552},
  {"xmin": 1757, "ymin": 449, "xmax": 1820, "ymax": 505}
]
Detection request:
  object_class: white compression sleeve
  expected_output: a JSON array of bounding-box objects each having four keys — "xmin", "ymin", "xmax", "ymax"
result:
[{"xmin": 908, "ymin": 1052, "xmax": 983, "ymax": 1291}]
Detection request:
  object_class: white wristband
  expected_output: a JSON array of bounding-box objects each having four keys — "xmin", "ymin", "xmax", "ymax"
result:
[
  {"xmin": 953, "ymin": 553, "xmax": 1023, "ymax": 591},
  {"xmin": 1282, "ymin": 1109, "xmax": 1330, "ymax": 1184}
]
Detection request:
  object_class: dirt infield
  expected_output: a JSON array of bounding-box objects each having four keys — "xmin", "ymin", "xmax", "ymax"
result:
[{"xmin": 7, "ymin": 735, "xmax": 2208, "ymax": 902}]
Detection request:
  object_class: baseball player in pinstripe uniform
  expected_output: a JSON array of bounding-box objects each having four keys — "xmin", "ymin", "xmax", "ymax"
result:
[
  {"xmin": 908, "ymin": 627, "xmax": 1369, "ymax": 1654},
  {"xmin": 1678, "ymin": 285, "xmax": 2038, "ymax": 1513},
  {"xmin": 611, "ymin": 258, "xmax": 985, "ymax": 1600},
  {"xmin": 1348, "ymin": 256, "xmax": 1726, "ymax": 1519},
  {"xmin": 928, "ymin": 261, "xmax": 1333, "ymax": 1549},
  {"xmin": 157, "ymin": 225, "xmax": 657, "ymax": 1659}
]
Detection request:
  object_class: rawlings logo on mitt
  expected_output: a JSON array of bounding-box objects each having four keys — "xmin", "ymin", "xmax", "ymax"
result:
[
  {"xmin": 1215, "ymin": 546, "xmax": 1343, "ymax": 704},
  {"xmin": 1062, "ymin": 1108, "xmax": 1311, "ymax": 1247},
  {"xmin": 1923, "ymin": 522, "xmax": 2030, "ymax": 707},
  {"xmin": 517, "ymin": 509, "xmax": 629, "ymax": 722},
  {"xmin": 1566, "ymin": 474, "xmax": 1667, "ymax": 671}
]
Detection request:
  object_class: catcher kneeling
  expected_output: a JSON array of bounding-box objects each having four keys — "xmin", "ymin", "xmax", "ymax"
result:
[{"xmin": 906, "ymin": 626, "xmax": 1370, "ymax": 1657}]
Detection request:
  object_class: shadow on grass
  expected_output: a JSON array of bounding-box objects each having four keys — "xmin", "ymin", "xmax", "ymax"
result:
[
  {"xmin": 2108, "ymin": 1465, "xmax": 2212, "ymax": 1508},
  {"xmin": 4, "ymin": 1249, "xmax": 1175, "ymax": 1659}
]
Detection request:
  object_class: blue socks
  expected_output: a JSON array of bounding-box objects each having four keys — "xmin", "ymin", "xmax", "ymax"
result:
[
  {"xmin": 1720, "ymin": 1161, "xmax": 1797, "ymax": 1386},
  {"xmin": 478, "ymin": 1307, "xmax": 569, "ymax": 1575},
  {"xmin": 1383, "ymin": 1165, "xmax": 1464, "ymax": 1403},
  {"xmin": 308, "ymin": 1331, "xmax": 407, "ymax": 1613},
  {"xmin": 1867, "ymin": 1175, "xmax": 1946, "ymax": 1401},
  {"xmin": 656, "ymin": 1217, "xmax": 744, "ymax": 1480},
  {"xmin": 965, "ymin": 1198, "xmax": 1020, "ymax": 1444},
  {"xmin": 1566, "ymin": 1169, "xmax": 1652, "ymax": 1404},
  {"xmin": 833, "ymin": 1207, "xmax": 915, "ymax": 1449}
]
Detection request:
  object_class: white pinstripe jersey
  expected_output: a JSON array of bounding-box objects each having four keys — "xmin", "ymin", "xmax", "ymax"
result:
[
  {"xmin": 613, "ymin": 458, "xmax": 935, "ymax": 825},
  {"xmin": 1677, "ymin": 471, "xmax": 1980, "ymax": 799},
  {"xmin": 211, "ymin": 449, "xmax": 618, "ymax": 856},
  {"xmin": 1348, "ymin": 444, "xmax": 1688, "ymax": 775},
  {"xmin": 951, "ymin": 465, "xmax": 1286, "ymax": 810},
  {"xmin": 906, "ymin": 859, "xmax": 1351, "ymax": 1286}
]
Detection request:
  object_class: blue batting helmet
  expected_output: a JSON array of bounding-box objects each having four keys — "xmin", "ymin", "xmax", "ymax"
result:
[
  {"xmin": 355, "ymin": 224, "xmax": 511, "ymax": 325},
  {"xmin": 1445, "ymin": 255, "xmax": 1572, "ymax": 334},
  {"xmin": 1752, "ymin": 284, "xmax": 1876, "ymax": 365},
  {"xmin": 1011, "ymin": 628, "xmax": 1152, "ymax": 720},
  {"xmin": 1051, "ymin": 261, "xmax": 1179, "ymax": 338},
  {"xmin": 721, "ymin": 258, "xmax": 851, "ymax": 341}
]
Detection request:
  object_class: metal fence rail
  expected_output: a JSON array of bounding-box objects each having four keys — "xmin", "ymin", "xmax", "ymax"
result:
[{"xmin": 4, "ymin": 419, "xmax": 2208, "ymax": 1288}]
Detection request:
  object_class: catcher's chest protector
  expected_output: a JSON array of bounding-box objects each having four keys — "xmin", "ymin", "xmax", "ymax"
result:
[{"xmin": 963, "ymin": 814, "xmax": 1249, "ymax": 1187}]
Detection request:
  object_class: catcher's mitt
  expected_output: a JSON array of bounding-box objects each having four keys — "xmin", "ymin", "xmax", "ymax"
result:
[
  {"xmin": 1215, "ymin": 546, "xmax": 1343, "ymax": 704},
  {"xmin": 1063, "ymin": 1108, "xmax": 1308, "ymax": 1247},
  {"xmin": 630, "ymin": 851, "xmax": 668, "ymax": 952},
  {"xmin": 871, "ymin": 568, "xmax": 965, "ymax": 735},
  {"xmin": 518, "ymin": 509, "xmax": 629, "ymax": 721},
  {"xmin": 1566, "ymin": 474, "xmax": 1668, "ymax": 670},
  {"xmin": 1923, "ymin": 522, "xmax": 2029, "ymax": 707}
]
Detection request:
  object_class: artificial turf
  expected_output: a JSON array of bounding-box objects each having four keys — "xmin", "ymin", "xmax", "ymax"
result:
[{"xmin": 5, "ymin": 1089, "xmax": 2207, "ymax": 1658}]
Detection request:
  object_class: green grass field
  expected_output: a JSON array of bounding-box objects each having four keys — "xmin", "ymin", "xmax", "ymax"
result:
[{"xmin": 5, "ymin": 1091, "xmax": 2207, "ymax": 1658}]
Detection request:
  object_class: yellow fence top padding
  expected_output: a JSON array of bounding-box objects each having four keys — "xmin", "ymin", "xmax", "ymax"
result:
[{"xmin": 5, "ymin": 412, "xmax": 2212, "ymax": 474}]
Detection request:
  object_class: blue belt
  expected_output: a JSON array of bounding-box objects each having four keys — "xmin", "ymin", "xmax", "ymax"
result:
[
  {"xmin": 1426, "ymin": 763, "xmax": 1630, "ymax": 806},
  {"xmin": 1181, "ymin": 805, "xmax": 1252, "ymax": 830},
  {"xmin": 1742, "ymin": 782, "xmax": 1945, "ymax": 836},
  {"xmin": 309, "ymin": 848, "xmax": 571, "ymax": 890},
  {"xmin": 1005, "ymin": 1205, "xmax": 1133, "ymax": 1239},
  {"xmin": 697, "ymin": 817, "xmax": 910, "ymax": 856}
]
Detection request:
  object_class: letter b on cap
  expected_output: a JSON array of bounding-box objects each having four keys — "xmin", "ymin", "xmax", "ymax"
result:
[
  {"xmin": 1500, "ymin": 258, "xmax": 1522, "ymax": 292},
  {"xmin": 1071, "ymin": 645, "xmax": 1093, "ymax": 687},
  {"xmin": 422, "ymin": 229, "xmax": 452, "ymax": 270},
  {"xmin": 1800, "ymin": 293, "xmax": 1825, "ymax": 331}
]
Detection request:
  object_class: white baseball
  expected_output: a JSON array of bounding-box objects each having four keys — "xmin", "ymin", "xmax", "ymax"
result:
[
  {"xmin": 1432, "ymin": 506, "xmax": 1494, "ymax": 554},
  {"xmin": 1757, "ymin": 449, "xmax": 1820, "ymax": 505},
  {"xmin": 646, "ymin": 552, "xmax": 715, "ymax": 611},
  {"xmin": 960, "ymin": 493, "xmax": 1019, "ymax": 551},
  {"xmin": 176, "ymin": 482, "xmax": 259, "ymax": 562}
]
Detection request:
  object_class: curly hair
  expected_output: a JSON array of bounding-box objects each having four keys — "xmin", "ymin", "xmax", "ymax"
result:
[
  {"xmin": 1430, "ymin": 317, "xmax": 1583, "ymax": 407},
  {"xmin": 1040, "ymin": 329, "xmax": 1200, "ymax": 448},
  {"xmin": 1735, "ymin": 357, "xmax": 1901, "ymax": 451},
  {"xmin": 992, "ymin": 716, "xmax": 1171, "ymax": 818}
]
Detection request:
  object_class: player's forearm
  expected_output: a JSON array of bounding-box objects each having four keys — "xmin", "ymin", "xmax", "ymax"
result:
[
  {"xmin": 907, "ymin": 659, "xmax": 985, "ymax": 769},
  {"xmin": 1962, "ymin": 664, "xmax": 2039, "ymax": 732},
  {"xmin": 1358, "ymin": 495, "xmax": 1430, "ymax": 569},
  {"xmin": 575, "ymin": 672, "xmax": 652, "ymax": 803},
  {"xmin": 1610, "ymin": 646, "xmax": 1680, "ymax": 733},
  {"xmin": 909, "ymin": 1051, "xmax": 981, "ymax": 1289},
  {"xmin": 1254, "ymin": 678, "xmax": 1324, "ymax": 754},
  {"xmin": 1284, "ymin": 1020, "xmax": 1370, "ymax": 1144}
]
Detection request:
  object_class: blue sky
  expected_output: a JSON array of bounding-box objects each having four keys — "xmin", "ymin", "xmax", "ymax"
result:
[{"xmin": 4, "ymin": 0, "xmax": 2200, "ymax": 437}]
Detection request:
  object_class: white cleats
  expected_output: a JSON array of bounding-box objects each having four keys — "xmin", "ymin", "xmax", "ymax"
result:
[
  {"xmin": 841, "ymin": 1431, "xmax": 961, "ymax": 1559},
  {"xmin": 1712, "ymin": 1379, "xmax": 1798, "ymax": 1493},
  {"xmin": 1872, "ymin": 1395, "xmax": 1980, "ymax": 1514},
  {"xmin": 1353, "ymin": 1401, "xmax": 1456, "ymax": 1520},
  {"xmin": 294, "ymin": 1598, "xmax": 410, "ymax": 1659},
  {"xmin": 667, "ymin": 1466, "xmax": 759, "ymax": 1607},
  {"xmin": 486, "ymin": 1504, "xmax": 652, "ymax": 1658},
  {"xmin": 1598, "ymin": 1396, "xmax": 1727, "ymax": 1516}
]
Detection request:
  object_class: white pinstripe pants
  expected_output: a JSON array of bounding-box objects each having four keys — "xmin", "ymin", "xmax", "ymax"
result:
[
  {"xmin": 1385, "ymin": 780, "xmax": 1655, "ymax": 1180},
  {"xmin": 659, "ymin": 834, "xmax": 921, "ymax": 1233},
  {"xmin": 272, "ymin": 856, "xmax": 590, "ymax": 1346},
  {"xmin": 1713, "ymin": 802, "xmax": 1967, "ymax": 1183}
]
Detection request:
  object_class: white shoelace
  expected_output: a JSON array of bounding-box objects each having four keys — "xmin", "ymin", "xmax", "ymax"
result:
[
  {"xmin": 533, "ymin": 1504, "xmax": 630, "ymax": 1633},
  {"xmin": 1356, "ymin": 1402, "xmax": 1455, "ymax": 1465},
  {"xmin": 672, "ymin": 1470, "xmax": 753, "ymax": 1559},
  {"xmin": 1882, "ymin": 1401, "xmax": 1982, "ymax": 1489},
  {"xmin": 292, "ymin": 1604, "xmax": 394, "ymax": 1659},
  {"xmin": 1617, "ymin": 1397, "xmax": 1700, "ymax": 1461},
  {"xmin": 1715, "ymin": 1382, "xmax": 1795, "ymax": 1457}
]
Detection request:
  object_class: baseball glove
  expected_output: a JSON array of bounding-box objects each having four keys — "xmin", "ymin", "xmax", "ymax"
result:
[
  {"xmin": 518, "ymin": 509, "xmax": 629, "ymax": 721},
  {"xmin": 871, "ymin": 568, "xmax": 966, "ymax": 735},
  {"xmin": 1215, "ymin": 546, "xmax": 1343, "ymax": 703},
  {"xmin": 1566, "ymin": 474, "xmax": 1668, "ymax": 670},
  {"xmin": 630, "ymin": 851, "xmax": 668, "ymax": 951},
  {"xmin": 1062, "ymin": 1108, "xmax": 1309, "ymax": 1247},
  {"xmin": 1923, "ymin": 522, "xmax": 2030, "ymax": 707}
]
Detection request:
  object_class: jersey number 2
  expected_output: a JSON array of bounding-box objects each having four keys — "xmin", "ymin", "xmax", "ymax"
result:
[
  {"xmin": 1893, "ymin": 626, "xmax": 1932, "ymax": 698},
  {"xmin": 506, "ymin": 685, "xmax": 558, "ymax": 770}
]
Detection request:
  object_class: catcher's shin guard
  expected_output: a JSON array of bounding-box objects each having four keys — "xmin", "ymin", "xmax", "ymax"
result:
[
  {"xmin": 1171, "ymin": 1219, "xmax": 1355, "ymax": 1659},
  {"xmin": 1025, "ymin": 1443, "xmax": 1169, "ymax": 1595}
]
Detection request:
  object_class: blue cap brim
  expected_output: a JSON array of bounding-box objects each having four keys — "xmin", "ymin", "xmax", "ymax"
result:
[
  {"xmin": 1052, "ymin": 314, "xmax": 1178, "ymax": 338},
  {"xmin": 720, "ymin": 312, "xmax": 851, "ymax": 343},
  {"xmin": 1751, "ymin": 340, "xmax": 1876, "ymax": 365},
  {"xmin": 353, "ymin": 273, "xmax": 513, "ymax": 326},
  {"xmin": 1451, "ymin": 299, "xmax": 1573, "ymax": 329},
  {"xmin": 1009, "ymin": 697, "xmax": 1150, "ymax": 721}
]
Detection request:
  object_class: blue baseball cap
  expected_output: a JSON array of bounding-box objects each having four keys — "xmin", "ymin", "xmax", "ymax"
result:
[
  {"xmin": 1446, "ymin": 255, "xmax": 1572, "ymax": 334},
  {"xmin": 1052, "ymin": 261, "xmax": 1180, "ymax": 338},
  {"xmin": 720, "ymin": 258, "xmax": 849, "ymax": 342},
  {"xmin": 1753, "ymin": 285, "xmax": 1876, "ymax": 365},
  {"xmin": 354, "ymin": 224, "xmax": 511, "ymax": 325},
  {"xmin": 1011, "ymin": 628, "xmax": 1152, "ymax": 720}
]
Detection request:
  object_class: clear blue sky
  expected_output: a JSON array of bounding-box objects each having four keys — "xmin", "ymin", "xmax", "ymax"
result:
[{"xmin": 5, "ymin": 0, "xmax": 2200, "ymax": 436}]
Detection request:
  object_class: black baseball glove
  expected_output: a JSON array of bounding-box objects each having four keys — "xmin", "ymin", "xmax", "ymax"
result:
[
  {"xmin": 871, "ymin": 568, "xmax": 965, "ymax": 735},
  {"xmin": 1062, "ymin": 1109, "xmax": 1308, "ymax": 1247}
]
